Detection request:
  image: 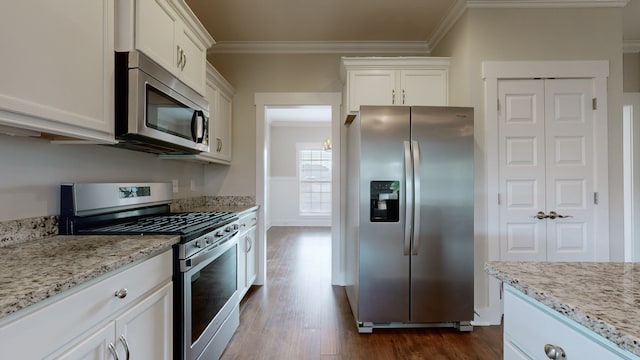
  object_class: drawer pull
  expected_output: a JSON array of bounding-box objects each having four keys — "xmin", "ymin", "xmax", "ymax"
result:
[
  {"xmin": 544, "ymin": 344, "xmax": 566, "ymax": 359},
  {"xmin": 114, "ymin": 288, "xmax": 128, "ymax": 299}
]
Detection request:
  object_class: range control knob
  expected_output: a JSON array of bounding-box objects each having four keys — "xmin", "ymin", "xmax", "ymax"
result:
[
  {"xmin": 225, "ymin": 226, "xmax": 232, "ymax": 232},
  {"xmin": 195, "ymin": 240, "xmax": 202, "ymax": 248},
  {"xmin": 215, "ymin": 231, "xmax": 224, "ymax": 238},
  {"xmin": 204, "ymin": 237, "xmax": 211, "ymax": 245},
  {"xmin": 233, "ymin": 224, "xmax": 239, "ymax": 230}
]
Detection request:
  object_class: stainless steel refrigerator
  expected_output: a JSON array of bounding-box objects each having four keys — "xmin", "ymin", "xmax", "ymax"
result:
[{"xmin": 345, "ymin": 105, "xmax": 474, "ymax": 333}]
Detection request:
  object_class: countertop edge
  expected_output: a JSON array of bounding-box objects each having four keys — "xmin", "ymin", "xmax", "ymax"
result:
[
  {"xmin": 485, "ymin": 262, "xmax": 640, "ymax": 357},
  {"xmin": 0, "ymin": 235, "xmax": 180, "ymax": 320}
]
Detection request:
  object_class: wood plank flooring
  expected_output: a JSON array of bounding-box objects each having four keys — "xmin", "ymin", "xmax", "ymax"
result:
[{"xmin": 221, "ymin": 226, "xmax": 503, "ymax": 359}]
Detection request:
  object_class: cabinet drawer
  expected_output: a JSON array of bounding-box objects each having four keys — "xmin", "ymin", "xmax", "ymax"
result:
[
  {"xmin": 0, "ymin": 250, "xmax": 172, "ymax": 359},
  {"xmin": 239, "ymin": 211, "xmax": 257, "ymax": 232},
  {"xmin": 504, "ymin": 287, "xmax": 638, "ymax": 360}
]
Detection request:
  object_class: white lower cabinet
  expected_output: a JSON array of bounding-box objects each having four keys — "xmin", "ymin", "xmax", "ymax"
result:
[
  {"xmin": 0, "ymin": 250, "xmax": 173, "ymax": 360},
  {"xmin": 54, "ymin": 322, "xmax": 115, "ymax": 360},
  {"xmin": 503, "ymin": 285, "xmax": 639, "ymax": 360},
  {"xmin": 237, "ymin": 210, "xmax": 258, "ymax": 300}
]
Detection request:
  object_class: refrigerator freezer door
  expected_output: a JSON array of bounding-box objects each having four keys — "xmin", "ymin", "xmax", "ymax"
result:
[
  {"xmin": 358, "ymin": 106, "xmax": 411, "ymax": 322},
  {"xmin": 409, "ymin": 106, "xmax": 474, "ymax": 323}
]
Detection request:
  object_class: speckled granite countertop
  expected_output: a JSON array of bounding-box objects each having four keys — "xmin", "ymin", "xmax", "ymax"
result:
[
  {"xmin": 486, "ymin": 261, "xmax": 640, "ymax": 357},
  {"xmin": 0, "ymin": 234, "xmax": 179, "ymax": 319}
]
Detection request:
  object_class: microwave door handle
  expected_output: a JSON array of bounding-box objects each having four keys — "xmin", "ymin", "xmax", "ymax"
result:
[{"xmin": 191, "ymin": 111, "xmax": 204, "ymax": 142}]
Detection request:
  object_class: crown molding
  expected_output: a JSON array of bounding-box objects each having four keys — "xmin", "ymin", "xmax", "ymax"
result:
[
  {"xmin": 427, "ymin": 0, "xmax": 468, "ymax": 53},
  {"xmin": 208, "ymin": 41, "xmax": 430, "ymax": 55},
  {"xmin": 427, "ymin": 0, "xmax": 629, "ymax": 53},
  {"xmin": 466, "ymin": 0, "xmax": 629, "ymax": 8},
  {"xmin": 207, "ymin": 0, "xmax": 629, "ymax": 55},
  {"xmin": 624, "ymin": 40, "xmax": 640, "ymax": 54}
]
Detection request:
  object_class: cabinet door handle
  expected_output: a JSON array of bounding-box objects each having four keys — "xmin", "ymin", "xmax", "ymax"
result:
[
  {"xmin": 246, "ymin": 236, "xmax": 252, "ymax": 253},
  {"xmin": 177, "ymin": 45, "xmax": 183, "ymax": 67},
  {"xmin": 402, "ymin": 89, "xmax": 406, "ymax": 104},
  {"xmin": 119, "ymin": 335, "xmax": 131, "ymax": 360},
  {"xmin": 392, "ymin": 89, "xmax": 395, "ymax": 104},
  {"xmin": 114, "ymin": 288, "xmax": 128, "ymax": 299},
  {"xmin": 182, "ymin": 53, "xmax": 187, "ymax": 70},
  {"xmin": 544, "ymin": 344, "xmax": 566, "ymax": 359},
  {"xmin": 108, "ymin": 343, "xmax": 120, "ymax": 360}
]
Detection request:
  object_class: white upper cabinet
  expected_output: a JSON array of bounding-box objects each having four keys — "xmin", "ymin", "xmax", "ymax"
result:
[
  {"xmin": 0, "ymin": 0, "xmax": 116, "ymax": 143},
  {"xmin": 341, "ymin": 57, "xmax": 450, "ymax": 115},
  {"xmin": 116, "ymin": 0, "xmax": 214, "ymax": 95},
  {"xmin": 205, "ymin": 64, "xmax": 234, "ymax": 163}
]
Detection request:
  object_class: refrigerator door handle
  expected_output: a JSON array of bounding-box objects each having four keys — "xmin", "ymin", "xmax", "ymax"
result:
[
  {"xmin": 403, "ymin": 141, "xmax": 413, "ymax": 256},
  {"xmin": 412, "ymin": 140, "xmax": 421, "ymax": 256}
]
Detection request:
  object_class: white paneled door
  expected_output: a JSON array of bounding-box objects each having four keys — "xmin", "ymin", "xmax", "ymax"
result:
[{"xmin": 498, "ymin": 79, "xmax": 595, "ymax": 261}]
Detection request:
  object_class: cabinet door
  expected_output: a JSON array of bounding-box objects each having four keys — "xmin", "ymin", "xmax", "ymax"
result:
[
  {"xmin": 347, "ymin": 70, "xmax": 396, "ymax": 112},
  {"xmin": 201, "ymin": 81, "xmax": 232, "ymax": 163},
  {"xmin": 51, "ymin": 322, "xmax": 115, "ymax": 360},
  {"xmin": 237, "ymin": 230, "xmax": 248, "ymax": 298},
  {"xmin": 0, "ymin": 0, "xmax": 114, "ymax": 141},
  {"xmin": 177, "ymin": 24, "xmax": 208, "ymax": 95},
  {"xmin": 136, "ymin": 0, "xmax": 179, "ymax": 76},
  {"xmin": 245, "ymin": 226, "xmax": 257, "ymax": 288},
  {"xmin": 214, "ymin": 89, "xmax": 233, "ymax": 162},
  {"xmin": 114, "ymin": 282, "xmax": 173, "ymax": 360},
  {"xmin": 400, "ymin": 69, "xmax": 448, "ymax": 106}
]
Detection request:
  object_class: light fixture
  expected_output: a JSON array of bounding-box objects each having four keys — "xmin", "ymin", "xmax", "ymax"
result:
[{"xmin": 322, "ymin": 138, "xmax": 332, "ymax": 151}]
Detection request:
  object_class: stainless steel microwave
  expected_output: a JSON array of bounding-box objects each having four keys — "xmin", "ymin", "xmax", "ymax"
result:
[{"xmin": 114, "ymin": 51, "xmax": 209, "ymax": 154}]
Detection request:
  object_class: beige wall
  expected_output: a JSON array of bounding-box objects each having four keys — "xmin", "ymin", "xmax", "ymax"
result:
[
  {"xmin": 0, "ymin": 134, "xmax": 205, "ymax": 222},
  {"xmin": 203, "ymin": 54, "xmax": 344, "ymax": 196},
  {"xmin": 432, "ymin": 7, "xmax": 625, "ymax": 309},
  {"xmin": 624, "ymin": 52, "xmax": 640, "ymax": 92},
  {"xmin": 270, "ymin": 125, "xmax": 331, "ymax": 177}
]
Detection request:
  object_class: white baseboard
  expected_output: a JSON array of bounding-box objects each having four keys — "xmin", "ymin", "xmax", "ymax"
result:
[{"xmin": 471, "ymin": 306, "xmax": 503, "ymax": 326}]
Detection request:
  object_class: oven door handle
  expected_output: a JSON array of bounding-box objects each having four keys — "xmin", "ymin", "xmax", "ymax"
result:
[{"xmin": 181, "ymin": 233, "xmax": 238, "ymax": 272}]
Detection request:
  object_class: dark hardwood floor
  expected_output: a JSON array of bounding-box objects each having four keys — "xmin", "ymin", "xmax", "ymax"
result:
[{"xmin": 221, "ymin": 226, "xmax": 503, "ymax": 359}]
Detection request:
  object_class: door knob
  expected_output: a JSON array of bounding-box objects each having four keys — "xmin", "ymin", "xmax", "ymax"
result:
[
  {"xmin": 549, "ymin": 211, "xmax": 573, "ymax": 219},
  {"xmin": 533, "ymin": 211, "xmax": 549, "ymax": 220}
]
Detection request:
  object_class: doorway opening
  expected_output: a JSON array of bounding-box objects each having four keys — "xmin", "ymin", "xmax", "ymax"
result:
[
  {"xmin": 255, "ymin": 93, "xmax": 343, "ymax": 286},
  {"xmin": 267, "ymin": 106, "xmax": 332, "ymax": 226}
]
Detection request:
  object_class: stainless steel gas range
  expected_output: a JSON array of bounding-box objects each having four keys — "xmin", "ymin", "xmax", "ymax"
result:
[{"xmin": 59, "ymin": 182, "xmax": 240, "ymax": 360}]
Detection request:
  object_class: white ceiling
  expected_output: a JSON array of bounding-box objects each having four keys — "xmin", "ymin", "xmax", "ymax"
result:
[{"xmin": 185, "ymin": 0, "xmax": 640, "ymax": 52}]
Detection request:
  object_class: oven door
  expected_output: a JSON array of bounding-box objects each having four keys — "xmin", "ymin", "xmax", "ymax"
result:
[{"xmin": 179, "ymin": 236, "xmax": 239, "ymax": 360}]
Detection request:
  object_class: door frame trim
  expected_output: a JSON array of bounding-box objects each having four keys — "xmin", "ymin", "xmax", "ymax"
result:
[
  {"xmin": 482, "ymin": 61, "xmax": 610, "ymax": 322},
  {"xmin": 254, "ymin": 92, "xmax": 343, "ymax": 285}
]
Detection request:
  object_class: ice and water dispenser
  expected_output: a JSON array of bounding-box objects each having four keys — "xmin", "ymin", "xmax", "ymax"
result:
[{"xmin": 370, "ymin": 181, "xmax": 400, "ymax": 222}]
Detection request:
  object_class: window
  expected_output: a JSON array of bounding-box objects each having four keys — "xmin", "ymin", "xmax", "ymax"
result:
[{"xmin": 298, "ymin": 144, "xmax": 331, "ymax": 215}]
